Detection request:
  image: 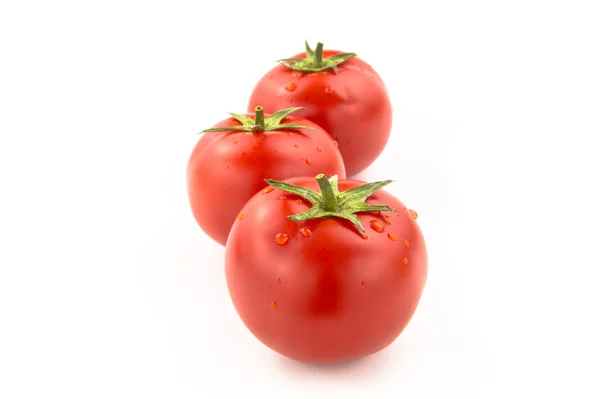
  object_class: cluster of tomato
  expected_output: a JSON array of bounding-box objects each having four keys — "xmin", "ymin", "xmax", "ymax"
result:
[{"xmin": 186, "ymin": 42, "xmax": 428, "ymax": 364}]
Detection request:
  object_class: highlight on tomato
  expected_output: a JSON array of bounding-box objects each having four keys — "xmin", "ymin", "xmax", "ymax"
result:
[
  {"xmin": 186, "ymin": 106, "xmax": 345, "ymax": 246},
  {"xmin": 225, "ymin": 173, "xmax": 427, "ymax": 364},
  {"xmin": 248, "ymin": 41, "xmax": 393, "ymax": 176}
]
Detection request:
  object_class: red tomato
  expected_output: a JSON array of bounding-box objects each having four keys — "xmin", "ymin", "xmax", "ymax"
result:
[
  {"xmin": 225, "ymin": 174, "xmax": 427, "ymax": 364},
  {"xmin": 248, "ymin": 41, "xmax": 393, "ymax": 177},
  {"xmin": 187, "ymin": 107, "xmax": 346, "ymax": 246}
]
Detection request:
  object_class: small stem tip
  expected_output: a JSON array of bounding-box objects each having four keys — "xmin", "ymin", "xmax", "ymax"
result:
[
  {"xmin": 314, "ymin": 42, "xmax": 324, "ymax": 67},
  {"xmin": 316, "ymin": 174, "xmax": 338, "ymax": 211},
  {"xmin": 254, "ymin": 106, "xmax": 265, "ymax": 130}
]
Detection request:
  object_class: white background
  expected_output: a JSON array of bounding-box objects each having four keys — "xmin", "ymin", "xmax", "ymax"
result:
[{"xmin": 1, "ymin": 1, "xmax": 599, "ymax": 398}]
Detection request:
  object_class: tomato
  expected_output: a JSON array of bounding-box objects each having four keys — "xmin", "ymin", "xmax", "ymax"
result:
[
  {"xmin": 187, "ymin": 107, "xmax": 346, "ymax": 246},
  {"xmin": 225, "ymin": 174, "xmax": 427, "ymax": 364},
  {"xmin": 248, "ymin": 41, "xmax": 393, "ymax": 177}
]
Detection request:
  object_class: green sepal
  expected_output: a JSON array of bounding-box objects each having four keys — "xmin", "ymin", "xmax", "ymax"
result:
[
  {"xmin": 265, "ymin": 174, "xmax": 398, "ymax": 233},
  {"xmin": 277, "ymin": 41, "xmax": 356, "ymax": 73},
  {"xmin": 199, "ymin": 106, "xmax": 315, "ymax": 134}
]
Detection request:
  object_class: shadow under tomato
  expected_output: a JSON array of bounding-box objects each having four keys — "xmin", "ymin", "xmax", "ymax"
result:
[{"xmin": 272, "ymin": 345, "xmax": 395, "ymax": 382}]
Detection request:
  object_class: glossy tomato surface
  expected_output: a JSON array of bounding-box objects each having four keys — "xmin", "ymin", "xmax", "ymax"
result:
[
  {"xmin": 187, "ymin": 117, "xmax": 345, "ymax": 246},
  {"xmin": 225, "ymin": 176, "xmax": 427, "ymax": 364},
  {"xmin": 248, "ymin": 50, "xmax": 392, "ymax": 176}
]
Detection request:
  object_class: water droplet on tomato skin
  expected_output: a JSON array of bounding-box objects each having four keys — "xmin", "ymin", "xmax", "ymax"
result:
[
  {"xmin": 288, "ymin": 98, "xmax": 294, "ymax": 103},
  {"xmin": 404, "ymin": 240, "xmax": 410, "ymax": 247},
  {"xmin": 382, "ymin": 215, "xmax": 392, "ymax": 225},
  {"xmin": 279, "ymin": 195, "xmax": 287, "ymax": 200},
  {"xmin": 305, "ymin": 159, "xmax": 313, "ymax": 166},
  {"xmin": 325, "ymin": 86, "xmax": 334, "ymax": 94},
  {"xmin": 332, "ymin": 140, "xmax": 338, "ymax": 147},
  {"xmin": 299, "ymin": 227, "xmax": 312, "ymax": 237},
  {"xmin": 233, "ymin": 140, "xmax": 238, "ymax": 144},
  {"xmin": 410, "ymin": 209, "xmax": 418, "ymax": 219},
  {"xmin": 263, "ymin": 187, "xmax": 274, "ymax": 194},
  {"xmin": 285, "ymin": 82, "xmax": 297, "ymax": 91},
  {"xmin": 294, "ymin": 144, "xmax": 299, "ymax": 148},
  {"xmin": 276, "ymin": 278, "xmax": 281, "ymax": 285},
  {"xmin": 369, "ymin": 220, "xmax": 385, "ymax": 233},
  {"xmin": 388, "ymin": 233, "xmax": 397, "ymax": 241},
  {"xmin": 275, "ymin": 233, "xmax": 289, "ymax": 245},
  {"xmin": 237, "ymin": 214, "xmax": 243, "ymax": 221},
  {"xmin": 359, "ymin": 232, "xmax": 368, "ymax": 240},
  {"xmin": 403, "ymin": 257, "xmax": 409, "ymax": 265},
  {"xmin": 296, "ymin": 199, "xmax": 303, "ymax": 204},
  {"xmin": 271, "ymin": 301, "xmax": 277, "ymax": 309},
  {"xmin": 361, "ymin": 281, "xmax": 366, "ymax": 287},
  {"xmin": 317, "ymin": 147, "xmax": 323, "ymax": 152}
]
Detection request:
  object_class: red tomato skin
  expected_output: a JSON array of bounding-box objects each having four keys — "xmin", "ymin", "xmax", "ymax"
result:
[
  {"xmin": 248, "ymin": 50, "xmax": 392, "ymax": 177},
  {"xmin": 186, "ymin": 117, "xmax": 345, "ymax": 246},
  {"xmin": 225, "ymin": 177, "xmax": 427, "ymax": 364}
]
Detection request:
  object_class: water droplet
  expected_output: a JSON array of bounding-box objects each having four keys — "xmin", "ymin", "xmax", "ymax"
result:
[
  {"xmin": 382, "ymin": 215, "xmax": 391, "ymax": 225},
  {"xmin": 288, "ymin": 98, "xmax": 294, "ymax": 103},
  {"xmin": 268, "ymin": 73, "xmax": 273, "ymax": 78},
  {"xmin": 294, "ymin": 144, "xmax": 299, "ymax": 148},
  {"xmin": 305, "ymin": 159, "xmax": 313, "ymax": 165},
  {"xmin": 233, "ymin": 140, "xmax": 238, "ymax": 144},
  {"xmin": 276, "ymin": 278, "xmax": 281, "ymax": 285},
  {"xmin": 237, "ymin": 214, "xmax": 243, "ymax": 221},
  {"xmin": 263, "ymin": 187, "xmax": 275, "ymax": 194},
  {"xmin": 403, "ymin": 257, "xmax": 409, "ymax": 264},
  {"xmin": 360, "ymin": 232, "xmax": 368, "ymax": 240},
  {"xmin": 296, "ymin": 199, "xmax": 303, "ymax": 204},
  {"xmin": 332, "ymin": 140, "xmax": 338, "ymax": 147},
  {"xmin": 325, "ymin": 86, "xmax": 334, "ymax": 94},
  {"xmin": 271, "ymin": 301, "xmax": 277, "ymax": 309},
  {"xmin": 409, "ymin": 209, "xmax": 418, "ymax": 219},
  {"xmin": 388, "ymin": 233, "xmax": 397, "ymax": 241},
  {"xmin": 361, "ymin": 281, "xmax": 366, "ymax": 287},
  {"xmin": 317, "ymin": 147, "xmax": 323, "ymax": 152},
  {"xmin": 275, "ymin": 233, "xmax": 289, "ymax": 245},
  {"xmin": 279, "ymin": 195, "xmax": 287, "ymax": 200},
  {"xmin": 299, "ymin": 227, "xmax": 312, "ymax": 237},
  {"xmin": 285, "ymin": 82, "xmax": 297, "ymax": 91},
  {"xmin": 369, "ymin": 220, "xmax": 384, "ymax": 233},
  {"xmin": 404, "ymin": 239, "xmax": 410, "ymax": 247}
]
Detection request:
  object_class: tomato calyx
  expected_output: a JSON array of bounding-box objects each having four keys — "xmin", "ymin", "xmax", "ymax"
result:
[
  {"xmin": 265, "ymin": 174, "xmax": 398, "ymax": 233},
  {"xmin": 201, "ymin": 106, "xmax": 315, "ymax": 133},
  {"xmin": 277, "ymin": 41, "xmax": 357, "ymax": 73}
]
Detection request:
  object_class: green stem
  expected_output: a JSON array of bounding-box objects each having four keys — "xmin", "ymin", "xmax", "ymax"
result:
[
  {"xmin": 253, "ymin": 106, "xmax": 265, "ymax": 131},
  {"xmin": 316, "ymin": 173, "xmax": 338, "ymax": 211},
  {"xmin": 314, "ymin": 42, "xmax": 324, "ymax": 67}
]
